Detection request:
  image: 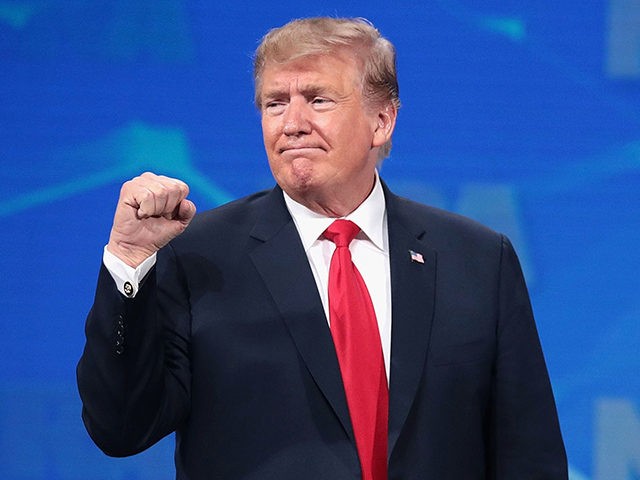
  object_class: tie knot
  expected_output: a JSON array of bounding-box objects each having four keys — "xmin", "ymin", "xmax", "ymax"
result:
[{"xmin": 323, "ymin": 219, "xmax": 361, "ymax": 247}]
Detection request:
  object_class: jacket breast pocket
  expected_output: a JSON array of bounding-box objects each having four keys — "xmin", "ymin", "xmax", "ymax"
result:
[{"xmin": 430, "ymin": 338, "xmax": 494, "ymax": 367}]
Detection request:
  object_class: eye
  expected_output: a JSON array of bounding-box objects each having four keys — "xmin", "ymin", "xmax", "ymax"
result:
[
  {"xmin": 311, "ymin": 97, "xmax": 334, "ymax": 110},
  {"xmin": 263, "ymin": 101, "xmax": 286, "ymax": 115}
]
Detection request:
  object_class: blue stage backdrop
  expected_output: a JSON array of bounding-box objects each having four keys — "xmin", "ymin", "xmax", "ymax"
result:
[{"xmin": 1, "ymin": 1, "xmax": 639, "ymax": 479}]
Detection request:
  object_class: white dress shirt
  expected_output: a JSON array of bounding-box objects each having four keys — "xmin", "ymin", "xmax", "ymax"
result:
[
  {"xmin": 103, "ymin": 175, "xmax": 392, "ymax": 380},
  {"xmin": 282, "ymin": 176, "xmax": 391, "ymax": 381}
]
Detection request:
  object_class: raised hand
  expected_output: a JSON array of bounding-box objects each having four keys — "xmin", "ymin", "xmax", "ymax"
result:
[{"xmin": 106, "ymin": 172, "xmax": 197, "ymax": 267}]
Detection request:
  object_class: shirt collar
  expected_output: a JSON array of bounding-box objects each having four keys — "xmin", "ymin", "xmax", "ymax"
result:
[{"xmin": 283, "ymin": 173, "xmax": 387, "ymax": 252}]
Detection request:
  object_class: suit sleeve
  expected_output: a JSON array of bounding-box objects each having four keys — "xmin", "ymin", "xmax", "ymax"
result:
[
  {"xmin": 489, "ymin": 235, "xmax": 568, "ymax": 478},
  {"xmin": 76, "ymin": 244, "xmax": 191, "ymax": 457}
]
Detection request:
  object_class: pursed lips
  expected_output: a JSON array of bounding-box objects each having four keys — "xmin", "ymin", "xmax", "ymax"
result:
[{"xmin": 278, "ymin": 145, "xmax": 325, "ymax": 154}]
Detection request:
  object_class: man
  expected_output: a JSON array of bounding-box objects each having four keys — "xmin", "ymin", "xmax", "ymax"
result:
[{"xmin": 77, "ymin": 17, "xmax": 567, "ymax": 479}]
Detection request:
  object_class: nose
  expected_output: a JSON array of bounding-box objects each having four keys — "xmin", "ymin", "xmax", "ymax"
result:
[{"xmin": 283, "ymin": 98, "xmax": 311, "ymax": 136}]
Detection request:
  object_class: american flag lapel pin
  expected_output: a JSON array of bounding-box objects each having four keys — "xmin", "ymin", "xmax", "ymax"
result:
[{"xmin": 409, "ymin": 250, "xmax": 424, "ymax": 264}]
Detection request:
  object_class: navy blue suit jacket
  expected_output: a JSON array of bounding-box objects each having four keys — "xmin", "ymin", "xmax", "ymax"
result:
[{"xmin": 78, "ymin": 183, "xmax": 567, "ymax": 479}]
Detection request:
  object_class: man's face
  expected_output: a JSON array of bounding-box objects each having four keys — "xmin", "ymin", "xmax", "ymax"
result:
[{"xmin": 259, "ymin": 51, "xmax": 395, "ymax": 215}]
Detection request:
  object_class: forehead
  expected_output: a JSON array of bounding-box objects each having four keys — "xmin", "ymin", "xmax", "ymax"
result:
[{"xmin": 259, "ymin": 52, "xmax": 363, "ymax": 95}]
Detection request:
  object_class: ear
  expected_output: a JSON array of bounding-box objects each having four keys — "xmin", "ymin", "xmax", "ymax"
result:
[{"xmin": 371, "ymin": 103, "xmax": 398, "ymax": 148}]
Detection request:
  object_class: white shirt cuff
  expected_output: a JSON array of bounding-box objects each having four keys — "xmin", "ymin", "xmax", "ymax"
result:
[{"xmin": 103, "ymin": 246, "xmax": 157, "ymax": 298}]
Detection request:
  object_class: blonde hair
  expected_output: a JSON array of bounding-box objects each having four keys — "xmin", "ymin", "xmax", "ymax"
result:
[{"xmin": 253, "ymin": 17, "xmax": 400, "ymax": 160}]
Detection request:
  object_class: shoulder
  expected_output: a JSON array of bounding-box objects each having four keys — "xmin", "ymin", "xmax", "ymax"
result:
[
  {"xmin": 188, "ymin": 188, "xmax": 274, "ymax": 232},
  {"xmin": 385, "ymin": 187, "xmax": 505, "ymax": 252},
  {"xmin": 385, "ymin": 185, "xmax": 521, "ymax": 288},
  {"xmin": 168, "ymin": 187, "xmax": 282, "ymax": 252}
]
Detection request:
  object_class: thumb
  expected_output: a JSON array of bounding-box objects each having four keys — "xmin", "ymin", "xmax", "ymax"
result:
[{"xmin": 176, "ymin": 198, "xmax": 197, "ymax": 225}]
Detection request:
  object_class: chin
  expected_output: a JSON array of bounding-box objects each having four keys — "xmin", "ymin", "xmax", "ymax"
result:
[
  {"xmin": 287, "ymin": 178, "xmax": 316, "ymax": 195},
  {"xmin": 287, "ymin": 163, "xmax": 317, "ymax": 187}
]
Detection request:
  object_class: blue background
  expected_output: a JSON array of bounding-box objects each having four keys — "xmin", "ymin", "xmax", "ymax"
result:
[{"xmin": 1, "ymin": 1, "xmax": 639, "ymax": 479}]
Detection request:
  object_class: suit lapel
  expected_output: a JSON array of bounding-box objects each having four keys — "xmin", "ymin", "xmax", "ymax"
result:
[
  {"xmin": 245, "ymin": 185, "xmax": 437, "ymax": 456},
  {"xmin": 248, "ymin": 187, "xmax": 355, "ymax": 442},
  {"xmin": 384, "ymin": 188, "xmax": 438, "ymax": 457}
]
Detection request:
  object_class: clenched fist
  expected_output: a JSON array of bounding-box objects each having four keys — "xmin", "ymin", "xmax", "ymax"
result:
[{"xmin": 106, "ymin": 172, "xmax": 197, "ymax": 267}]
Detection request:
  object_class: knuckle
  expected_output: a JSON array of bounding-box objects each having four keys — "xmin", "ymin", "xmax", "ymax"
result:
[
  {"xmin": 139, "ymin": 188, "xmax": 154, "ymax": 202},
  {"xmin": 155, "ymin": 183, "xmax": 169, "ymax": 196},
  {"xmin": 120, "ymin": 178, "xmax": 137, "ymax": 193}
]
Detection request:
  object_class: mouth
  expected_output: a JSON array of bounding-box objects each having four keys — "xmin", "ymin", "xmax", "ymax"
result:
[{"xmin": 279, "ymin": 144, "xmax": 325, "ymax": 155}]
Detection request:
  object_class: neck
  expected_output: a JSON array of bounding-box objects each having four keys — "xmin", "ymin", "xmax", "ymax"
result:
[{"xmin": 289, "ymin": 176, "xmax": 377, "ymax": 218}]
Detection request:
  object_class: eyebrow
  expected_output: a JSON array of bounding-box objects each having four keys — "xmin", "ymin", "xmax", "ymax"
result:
[{"xmin": 261, "ymin": 83, "xmax": 340, "ymax": 102}]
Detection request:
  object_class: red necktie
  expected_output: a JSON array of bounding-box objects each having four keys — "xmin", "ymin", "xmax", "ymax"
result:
[{"xmin": 324, "ymin": 219, "xmax": 388, "ymax": 480}]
